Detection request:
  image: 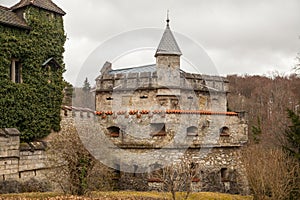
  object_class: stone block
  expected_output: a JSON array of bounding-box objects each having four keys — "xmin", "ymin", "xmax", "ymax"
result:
[
  {"xmin": 127, "ymin": 73, "xmax": 138, "ymax": 79},
  {"xmin": 140, "ymin": 72, "xmax": 151, "ymax": 78},
  {"xmin": 126, "ymin": 79, "xmax": 137, "ymax": 88},
  {"xmin": 3, "ymin": 128, "xmax": 20, "ymax": 136},
  {"xmin": 3, "ymin": 173, "xmax": 19, "ymax": 180},
  {"xmin": 20, "ymin": 170, "xmax": 36, "ymax": 179}
]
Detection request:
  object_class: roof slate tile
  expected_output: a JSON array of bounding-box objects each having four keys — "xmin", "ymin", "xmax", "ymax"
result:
[
  {"xmin": 155, "ymin": 24, "xmax": 182, "ymax": 56},
  {"xmin": 11, "ymin": 0, "xmax": 65, "ymax": 15},
  {"xmin": 0, "ymin": 6, "xmax": 29, "ymax": 29}
]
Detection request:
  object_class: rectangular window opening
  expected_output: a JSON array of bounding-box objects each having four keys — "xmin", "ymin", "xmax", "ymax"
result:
[
  {"xmin": 150, "ymin": 123, "xmax": 166, "ymax": 136},
  {"xmin": 221, "ymin": 168, "xmax": 229, "ymax": 182},
  {"xmin": 10, "ymin": 59, "xmax": 22, "ymax": 83}
]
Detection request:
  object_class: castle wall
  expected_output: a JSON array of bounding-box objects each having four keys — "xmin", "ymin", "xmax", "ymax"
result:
[
  {"xmin": 0, "ymin": 110, "xmax": 249, "ymax": 194},
  {"xmin": 64, "ymin": 109, "xmax": 249, "ymax": 194},
  {"xmin": 92, "ymin": 110, "xmax": 247, "ymax": 147},
  {"xmin": 0, "ymin": 129, "xmax": 20, "ymax": 177},
  {"xmin": 0, "ymin": 129, "xmax": 49, "ymax": 193}
]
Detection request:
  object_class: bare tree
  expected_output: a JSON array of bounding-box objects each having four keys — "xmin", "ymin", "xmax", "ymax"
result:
[
  {"xmin": 242, "ymin": 144, "xmax": 300, "ymax": 200},
  {"xmin": 151, "ymin": 158, "xmax": 200, "ymax": 200},
  {"xmin": 45, "ymin": 124, "xmax": 113, "ymax": 195},
  {"xmin": 227, "ymin": 74, "xmax": 300, "ymax": 146}
]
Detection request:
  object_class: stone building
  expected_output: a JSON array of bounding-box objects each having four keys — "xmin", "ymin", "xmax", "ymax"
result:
[
  {"xmin": 0, "ymin": 0, "xmax": 66, "ymax": 192},
  {"xmin": 0, "ymin": 0, "xmax": 66, "ymax": 142},
  {"xmin": 94, "ymin": 19, "xmax": 249, "ymax": 193}
]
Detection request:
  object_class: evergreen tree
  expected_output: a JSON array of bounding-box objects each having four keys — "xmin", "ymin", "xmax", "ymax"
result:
[
  {"xmin": 252, "ymin": 117, "xmax": 262, "ymax": 144},
  {"xmin": 82, "ymin": 77, "xmax": 91, "ymax": 93},
  {"xmin": 283, "ymin": 109, "xmax": 300, "ymax": 161},
  {"xmin": 76, "ymin": 77, "xmax": 94, "ymax": 109}
]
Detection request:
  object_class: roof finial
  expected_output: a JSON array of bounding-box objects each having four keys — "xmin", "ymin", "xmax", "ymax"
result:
[{"xmin": 166, "ymin": 10, "xmax": 170, "ymax": 26}]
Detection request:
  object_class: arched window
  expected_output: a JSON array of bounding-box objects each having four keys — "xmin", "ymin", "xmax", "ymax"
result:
[
  {"xmin": 187, "ymin": 126, "xmax": 198, "ymax": 136},
  {"xmin": 107, "ymin": 126, "xmax": 120, "ymax": 137},
  {"xmin": 220, "ymin": 126, "xmax": 230, "ymax": 136}
]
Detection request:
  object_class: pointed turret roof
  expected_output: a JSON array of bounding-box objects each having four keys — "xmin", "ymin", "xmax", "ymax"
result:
[
  {"xmin": 155, "ymin": 17, "xmax": 182, "ymax": 57},
  {"xmin": 11, "ymin": 0, "xmax": 65, "ymax": 16}
]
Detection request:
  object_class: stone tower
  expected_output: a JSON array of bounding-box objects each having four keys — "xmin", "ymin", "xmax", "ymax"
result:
[
  {"xmin": 155, "ymin": 18, "xmax": 182, "ymax": 90},
  {"xmin": 0, "ymin": 0, "xmax": 66, "ymax": 141}
]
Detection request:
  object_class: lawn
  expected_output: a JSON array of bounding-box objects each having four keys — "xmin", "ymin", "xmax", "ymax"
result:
[{"xmin": 0, "ymin": 191, "xmax": 253, "ymax": 200}]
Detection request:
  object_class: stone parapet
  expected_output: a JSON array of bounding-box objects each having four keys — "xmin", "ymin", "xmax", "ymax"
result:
[{"xmin": 96, "ymin": 70, "xmax": 228, "ymax": 93}]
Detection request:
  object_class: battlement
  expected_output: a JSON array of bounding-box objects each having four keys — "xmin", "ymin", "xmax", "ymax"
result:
[{"xmin": 96, "ymin": 69, "xmax": 229, "ymax": 93}]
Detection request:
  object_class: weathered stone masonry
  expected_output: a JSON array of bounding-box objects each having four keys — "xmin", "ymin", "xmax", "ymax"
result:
[
  {"xmin": 61, "ymin": 108, "xmax": 249, "ymax": 194},
  {"xmin": 91, "ymin": 17, "xmax": 250, "ymax": 194},
  {"xmin": 0, "ymin": 3, "xmax": 249, "ymax": 194},
  {"xmin": 0, "ymin": 128, "xmax": 48, "ymax": 193},
  {"xmin": 0, "ymin": 106, "xmax": 248, "ymax": 194}
]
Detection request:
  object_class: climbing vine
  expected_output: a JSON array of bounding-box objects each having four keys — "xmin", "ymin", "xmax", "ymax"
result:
[{"xmin": 0, "ymin": 7, "xmax": 66, "ymax": 142}]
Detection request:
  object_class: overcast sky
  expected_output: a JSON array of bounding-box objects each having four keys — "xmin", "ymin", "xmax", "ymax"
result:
[{"xmin": 1, "ymin": 0, "xmax": 300, "ymax": 85}]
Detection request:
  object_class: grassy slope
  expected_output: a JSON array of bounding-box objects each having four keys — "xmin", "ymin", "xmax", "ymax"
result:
[{"xmin": 0, "ymin": 192, "xmax": 253, "ymax": 200}]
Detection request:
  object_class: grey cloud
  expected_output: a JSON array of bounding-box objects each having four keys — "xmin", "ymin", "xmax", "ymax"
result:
[{"xmin": 1, "ymin": 0, "xmax": 299, "ymax": 84}]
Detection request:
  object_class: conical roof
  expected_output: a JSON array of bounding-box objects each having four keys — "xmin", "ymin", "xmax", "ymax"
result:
[{"xmin": 155, "ymin": 21, "xmax": 182, "ymax": 57}]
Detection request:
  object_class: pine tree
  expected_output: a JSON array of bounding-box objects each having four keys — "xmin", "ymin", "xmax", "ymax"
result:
[
  {"xmin": 252, "ymin": 117, "xmax": 262, "ymax": 144},
  {"xmin": 283, "ymin": 109, "xmax": 300, "ymax": 161},
  {"xmin": 82, "ymin": 77, "xmax": 91, "ymax": 93},
  {"xmin": 63, "ymin": 81, "xmax": 74, "ymax": 106}
]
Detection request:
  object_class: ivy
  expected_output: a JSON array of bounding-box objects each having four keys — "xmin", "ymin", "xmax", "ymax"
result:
[{"xmin": 0, "ymin": 7, "xmax": 66, "ymax": 142}]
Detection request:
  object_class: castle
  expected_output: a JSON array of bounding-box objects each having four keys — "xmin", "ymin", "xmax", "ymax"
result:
[
  {"xmin": 0, "ymin": 0, "xmax": 249, "ymax": 194},
  {"xmin": 92, "ymin": 18, "xmax": 249, "ymax": 193}
]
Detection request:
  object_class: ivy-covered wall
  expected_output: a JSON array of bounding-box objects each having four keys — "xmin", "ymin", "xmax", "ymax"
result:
[{"xmin": 0, "ymin": 7, "xmax": 66, "ymax": 142}]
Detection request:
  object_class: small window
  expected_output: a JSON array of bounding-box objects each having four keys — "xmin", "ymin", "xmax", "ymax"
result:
[
  {"xmin": 140, "ymin": 95, "xmax": 148, "ymax": 99},
  {"xmin": 23, "ymin": 12, "xmax": 27, "ymax": 20},
  {"xmin": 10, "ymin": 59, "xmax": 22, "ymax": 83},
  {"xmin": 190, "ymin": 162, "xmax": 197, "ymax": 169},
  {"xmin": 187, "ymin": 126, "xmax": 198, "ymax": 136},
  {"xmin": 220, "ymin": 126, "xmax": 230, "ymax": 136},
  {"xmin": 133, "ymin": 164, "xmax": 138, "ymax": 177},
  {"xmin": 113, "ymin": 164, "xmax": 121, "ymax": 180},
  {"xmin": 107, "ymin": 126, "xmax": 120, "ymax": 137},
  {"xmin": 150, "ymin": 123, "xmax": 166, "ymax": 136},
  {"xmin": 221, "ymin": 168, "xmax": 229, "ymax": 182},
  {"xmin": 46, "ymin": 13, "xmax": 55, "ymax": 21},
  {"xmin": 106, "ymin": 97, "xmax": 113, "ymax": 100}
]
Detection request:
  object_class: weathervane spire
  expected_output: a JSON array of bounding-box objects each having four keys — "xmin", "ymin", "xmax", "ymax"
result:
[{"xmin": 166, "ymin": 10, "xmax": 170, "ymax": 26}]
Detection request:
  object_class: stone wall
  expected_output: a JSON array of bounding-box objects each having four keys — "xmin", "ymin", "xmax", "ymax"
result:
[
  {"xmin": 0, "ymin": 128, "xmax": 49, "ymax": 193},
  {"xmin": 63, "ymin": 109, "xmax": 249, "ymax": 194},
  {"xmin": 0, "ymin": 110, "xmax": 249, "ymax": 194}
]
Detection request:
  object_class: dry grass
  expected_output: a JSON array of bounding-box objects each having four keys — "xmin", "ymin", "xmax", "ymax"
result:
[{"xmin": 0, "ymin": 191, "xmax": 252, "ymax": 200}]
